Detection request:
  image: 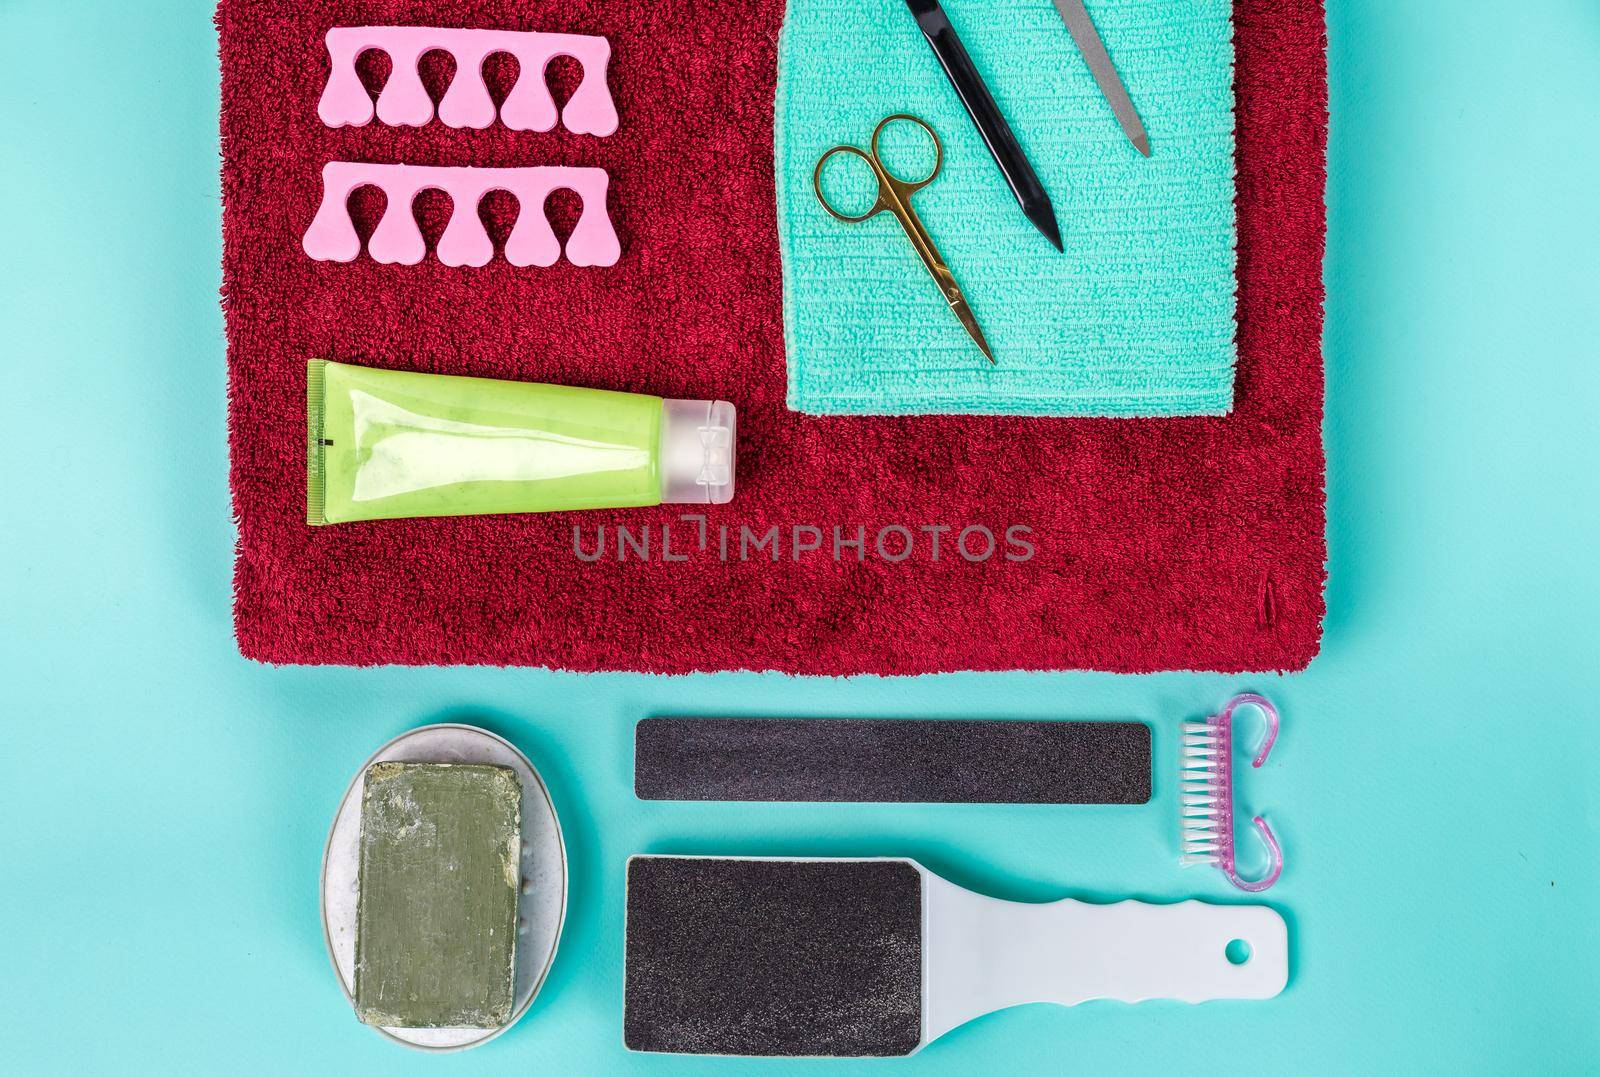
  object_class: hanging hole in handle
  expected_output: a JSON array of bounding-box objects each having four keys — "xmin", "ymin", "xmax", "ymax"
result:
[{"xmin": 1225, "ymin": 939, "xmax": 1253, "ymax": 966}]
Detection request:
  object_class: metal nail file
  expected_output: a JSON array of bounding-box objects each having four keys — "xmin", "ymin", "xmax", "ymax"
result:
[
  {"xmin": 1050, "ymin": 0, "xmax": 1150, "ymax": 155},
  {"xmin": 902, "ymin": 0, "xmax": 1063, "ymax": 251}
]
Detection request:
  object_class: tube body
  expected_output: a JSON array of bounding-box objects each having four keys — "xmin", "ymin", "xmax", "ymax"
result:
[{"xmin": 308, "ymin": 360, "xmax": 674, "ymax": 525}]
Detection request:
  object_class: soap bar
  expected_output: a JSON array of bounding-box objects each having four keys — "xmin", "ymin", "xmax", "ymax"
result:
[{"xmin": 354, "ymin": 762, "xmax": 522, "ymax": 1029}]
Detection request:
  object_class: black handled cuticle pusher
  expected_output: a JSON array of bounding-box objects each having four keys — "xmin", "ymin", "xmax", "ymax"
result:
[{"xmin": 902, "ymin": 0, "xmax": 1064, "ymax": 252}]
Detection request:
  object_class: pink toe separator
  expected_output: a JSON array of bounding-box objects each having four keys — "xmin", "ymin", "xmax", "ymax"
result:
[
  {"xmin": 317, "ymin": 26, "xmax": 619, "ymax": 136},
  {"xmin": 302, "ymin": 163, "xmax": 621, "ymax": 269}
]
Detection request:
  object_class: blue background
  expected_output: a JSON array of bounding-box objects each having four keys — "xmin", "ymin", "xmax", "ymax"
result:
[{"xmin": 3, "ymin": 1, "xmax": 1597, "ymax": 1073}]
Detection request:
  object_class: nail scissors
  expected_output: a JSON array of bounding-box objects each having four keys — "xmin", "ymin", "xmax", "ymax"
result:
[{"xmin": 812, "ymin": 114, "xmax": 994, "ymax": 364}]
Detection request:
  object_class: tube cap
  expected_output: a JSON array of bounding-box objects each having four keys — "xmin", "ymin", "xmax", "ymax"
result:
[{"xmin": 658, "ymin": 399, "xmax": 737, "ymax": 505}]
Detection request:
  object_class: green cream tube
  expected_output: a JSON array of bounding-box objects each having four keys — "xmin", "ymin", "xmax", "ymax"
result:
[{"xmin": 307, "ymin": 360, "xmax": 737, "ymax": 525}]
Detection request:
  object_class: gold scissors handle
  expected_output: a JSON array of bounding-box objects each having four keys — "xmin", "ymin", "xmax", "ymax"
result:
[
  {"xmin": 813, "ymin": 114, "xmax": 944, "ymax": 222},
  {"xmin": 813, "ymin": 115, "xmax": 994, "ymax": 364}
]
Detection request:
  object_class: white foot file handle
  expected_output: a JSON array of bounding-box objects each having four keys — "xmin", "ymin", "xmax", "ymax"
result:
[{"xmin": 923, "ymin": 871, "xmax": 1288, "ymax": 1042}]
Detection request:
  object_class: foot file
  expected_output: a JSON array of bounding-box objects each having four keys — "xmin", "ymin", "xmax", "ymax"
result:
[
  {"xmin": 624, "ymin": 856, "xmax": 1287, "ymax": 1057},
  {"xmin": 635, "ymin": 717, "xmax": 1150, "ymax": 803}
]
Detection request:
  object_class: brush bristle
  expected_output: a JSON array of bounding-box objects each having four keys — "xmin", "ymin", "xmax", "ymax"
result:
[{"xmin": 1180, "ymin": 719, "xmax": 1229, "ymax": 865}]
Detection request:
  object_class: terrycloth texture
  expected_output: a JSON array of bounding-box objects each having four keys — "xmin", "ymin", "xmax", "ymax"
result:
[
  {"xmin": 778, "ymin": 0, "xmax": 1237, "ymax": 416},
  {"xmin": 221, "ymin": 0, "xmax": 1326, "ymax": 674}
]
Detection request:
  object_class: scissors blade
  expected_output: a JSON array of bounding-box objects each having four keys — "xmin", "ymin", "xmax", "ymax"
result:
[
  {"xmin": 1050, "ymin": 0, "xmax": 1150, "ymax": 156},
  {"xmin": 909, "ymin": 238, "xmax": 996, "ymax": 364},
  {"xmin": 883, "ymin": 175, "xmax": 998, "ymax": 365},
  {"xmin": 949, "ymin": 291, "xmax": 996, "ymax": 364}
]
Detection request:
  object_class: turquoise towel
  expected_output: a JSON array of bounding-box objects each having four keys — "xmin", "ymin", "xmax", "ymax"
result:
[{"xmin": 776, "ymin": 0, "xmax": 1237, "ymax": 416}]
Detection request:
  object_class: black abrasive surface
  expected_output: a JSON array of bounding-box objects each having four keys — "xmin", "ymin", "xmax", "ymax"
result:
[
  {"xmin": 636, "ymin": 717, "xmax": 1151, "ymax": 803},
  {"xmin": 623, "ymin": 857, "xmax": 924, "ymax": 1057}
]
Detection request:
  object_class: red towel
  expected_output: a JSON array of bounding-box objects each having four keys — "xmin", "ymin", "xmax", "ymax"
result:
[{"xmin": 220, "ymin": 0, "xmax": 1326, "ymax": 673}]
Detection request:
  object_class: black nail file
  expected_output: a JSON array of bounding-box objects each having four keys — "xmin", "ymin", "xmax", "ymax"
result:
[{"xmin": 634, "ymin": 717, "xmax": 1151, "ymax": 804}]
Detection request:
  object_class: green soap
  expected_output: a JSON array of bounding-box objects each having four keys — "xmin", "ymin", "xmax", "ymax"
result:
[{"xmin": 354, "ymin": 762, "xmax": 522, "ymax": 1029}]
